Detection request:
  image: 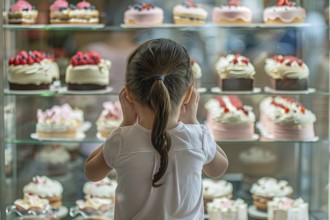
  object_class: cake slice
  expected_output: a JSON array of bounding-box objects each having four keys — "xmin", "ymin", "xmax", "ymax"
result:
[{"xmin": 7, "ymin": 0, "xmax": 38, "ymax": 24}]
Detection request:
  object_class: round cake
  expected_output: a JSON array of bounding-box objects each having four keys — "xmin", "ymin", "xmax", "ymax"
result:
[
  {"xmin": 215, "ymin": 54, "xmax": 255, "ymax": 91},
  {"xmin": 8, "ymin": 50, "xmax": 57, "ymax": 90},
  {"xmin": 23, "ymin": 176, "xmax": 64, "ymax": 209},
  {"xmin": 207, "ymin": 198, "xmax": 248, "ymax": 220},
  {"xmin": 123, "ymin": 3, "xmax": 164, "ymax": 26},
  {"xmin": 267, "ymin": 197, "xmax": 309, "ymax": 220},
  {"xmin": 7, "ymin": 0, "xmax": 38, "ymax": 24},
  {"xmin": 205, "ymin": 96, "xmax": 256, "ymax": 141},
  {"xmin": 203, "ymin": 178, "xmax": 233, "ymax": 209},
  {"xmin": 263, "ymin": 0, "xmax": 306, "ymax": 24},
  {"xmin": 250, "ymin": 177, "xmax": 293, "ymax": 212},
  {"xmin": 212, "ymin": 0, "xmax": 252, "ymax": 24},
  {"xmin": 96, "ymin": 101, "xmax": 122, "ymax": 139},
  {"xmin": 173, "ymin": 0, "xmax": 208, "ymax": 25},
  {"xmin": 83, "ymin": 177, "xmax": 117, "ymax": 202},
  {"xmin": 65, "ymin": 51, "xmax": 111, "ymax": 90}
]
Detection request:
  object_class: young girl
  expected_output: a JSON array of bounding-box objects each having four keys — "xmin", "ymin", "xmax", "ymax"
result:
[{"xmin": 85, "ymin": 38, "xmax": 228, "ymax": 220}]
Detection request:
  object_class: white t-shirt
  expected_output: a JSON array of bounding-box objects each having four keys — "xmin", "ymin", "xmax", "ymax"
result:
[{"xmin": 103, "ymin": 122, "xmax": 217, "ymax": 220}]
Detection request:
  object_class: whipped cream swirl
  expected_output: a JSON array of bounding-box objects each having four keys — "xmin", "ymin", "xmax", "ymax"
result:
[{"xmin": 215, "ymin": 54, "xmax": 255, "ymax": 79}]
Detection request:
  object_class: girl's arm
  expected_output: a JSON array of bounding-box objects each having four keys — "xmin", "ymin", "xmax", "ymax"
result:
[{"xmin": 203, "ymin": 145, "xmax": 228, "ymax": 178}]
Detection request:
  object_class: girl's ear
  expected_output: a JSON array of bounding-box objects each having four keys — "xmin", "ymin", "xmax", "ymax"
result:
[
  {"xmin": 125, "ymin": 85, "xmax": 134, "ymax": 104},
  {"xmin": 183, "ymin": 84, "xmax": 194, "ymax": 104}
]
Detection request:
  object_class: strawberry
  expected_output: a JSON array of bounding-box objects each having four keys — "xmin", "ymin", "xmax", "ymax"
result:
[
  {"xmin": 241, "ymin": 59, "xmax": 249, "ymax": 65},
  {"xmin": 232, "ymin": 58, "xmax": 238, "ymax": 64},
  {"xmin": 8, "ymin": 57, "xmax": 15, "ymax": 65},
  {"xmin": 19, "ymin": 50, "xmax": 28, "ymax": 59},
  {"xmin": 216, "ymin": 96, "xmax": 226, "ymax": 108},
  {"xmin": 224, "ymin": 108, "xmax": 230, "ymax": 113},
  {"xmin": 27, "ymin": 57, "xmax": 34, "ymax": 65},
  {"xmin": 21, "ymin": 59, "xmax": 27, "ymax": 65},
  {"xmin": 89, "ymin": 51, "xmax": 101, "ymax": 59},
  {"xmin": 76, "ymin": 51, "xmax": 84, "ymax": 57},
  {"xmin": 277, "ymin": 0, "xmax": 285, "ymax": 6},
  {"xmin": 71, "ymin": 58, "xmax": 78, "ymax": 66},
  {"xmin": 301, "ymin": 107, "xmax": 305, "ymax": 114},
  {"xmin": 34, "ymin": 57, "xmax": 42, "ymax": 63},
  {"xmin": 229, "ymin": 96, "xmax": 243, "ymax": 109},
  {"xmin": 79, "ymin": 59, "xmax": 87, "ymax": 65},
  {"xmin": 93, "ymin": 57, "xmax": 101, "ymax": 64}
]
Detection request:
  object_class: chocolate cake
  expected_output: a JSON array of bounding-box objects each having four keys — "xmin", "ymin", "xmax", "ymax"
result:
[
  {"xmin": 220, "ymin": 78, "xmax": 253, "ymax": 91},
  {"xmin": 269, "ymin": 77, "xmax": 308, "ymax": 90}
]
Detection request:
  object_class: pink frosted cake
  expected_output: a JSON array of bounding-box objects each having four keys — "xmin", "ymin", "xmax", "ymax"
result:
[
  {"xmin": 49, "ymin": 0, "xmax": 70, "ymax": 24},
  {"xmin": 96, "ymin": 101, "xmax": 123, "ymax": 139},
  {"xmin": 124, "ymin": 3, "xmax": 164, "ymax": 25},
  {"xmin": 205, "ymin": 96, "xmax": 255, "ymax": 141},
  {"xmin": 7, "ymin": 0, "xmax": 38, "ymax": 24},
  {"xmin": 207, "ymin": 198, "xmax": 248, "ymax": 220},
  {"xmin": 68, "ymin": 0, "xmax": 99, "ymax": 24},
  {"xmin": 173, "ymin": 0, "xmax": 208, "ymax": 25},
  {"xmin": 263, "ymin": 0, "xmax": 306, "ymax": 24},
  {"xmin": 267, "ymin": 197, "xmax": 309, "ymax": 220},
  {"xmin": 259, "ymin": 96, "xmax": 316, "ymax": 141},
  {"xmin": 212, "ymin": 0, "xmax": 252, "ymax": 24}
]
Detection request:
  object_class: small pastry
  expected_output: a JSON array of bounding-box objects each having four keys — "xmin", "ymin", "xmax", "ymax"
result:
[
  {"xmin": 124, "ymin": 3, "xmax": 164, "ymax": 26},
  {"xmin": 8, "ymin": 0, "xmax": 38, "ymax": 24},
  {"xmin": 173, "ymin": 0, "xmax": 208, "ymax": 25}
]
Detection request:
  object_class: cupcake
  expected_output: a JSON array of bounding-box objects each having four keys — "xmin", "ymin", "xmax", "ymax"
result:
[
  {"xmin": 68, "ymin": 0, "xmax": 100, "ymax": 24},
  {"xmin": 215, "ymin": 54, "xmax": 255, "ymax": 91},
  {"xmin": 212, "ymin": 0, "xmax": 252, "ymax": 24},
  {"xmin": 250, "ymin": 177, "xmax": 293, "ymax": 212},
  {"xmin": 14, "ymin": 193, "xmax": 51, "ymax": 214},
  {"xmin": 267, "ymin": 197, "xmax": 309, "ymax": 220},
  {"xmin": 49, "ymin": 0, "xmax": 70, "ymax": 24},
  {"xmin": 173, "ymin": 0, "xmax": 208, "ymax": 25},
  {"xmin": 265, "ymin": 55, "xmax": 309, "ymax": 91},
  {"xmin": 123, "ymin": 3, "xmax": 164, "ymax": 26},
  {"xmin": 207, "ymin": 198, "xmax": 248, "ymax": 220},
  {"xmin": 203, "ymin": 178, "xmax": 233, "ymax": 208},
  {"xmin": 191, "ymin": 59, "xmax": 202, "ymax": 88},
  {"xmin": 23, "ymin": 176, "xmax": 64, "ymax": 209},
  {"xmin": 96, "ymin": 101, "xmax": 123, "ymax": 139},
  {"xmin": 7, "ymin": 0, "xmax": 38, "ymax": 24},
  {"xmin": 263, "ymin": 0, "xmax": 306, "ymax": 24},
  {"xmin": 83, "ymin": 177, "xmax": 117, "ymax": 203}
]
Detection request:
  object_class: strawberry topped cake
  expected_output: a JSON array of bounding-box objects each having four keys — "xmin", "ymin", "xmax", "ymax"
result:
[
  {"xmin": 173, "ymin": 0, "xmax": 208, "ymax": 25},
  {"xmin": 212, "ymin": 0, "xmax": 252, "ymax": 24},
  {"xmin": 264, "ymin": 0, "xmax": 306, "ymax": 24},
  {"xmin": 7, "ymin": 0, "xmax": 38, "ymax": 24},
  {"xmin": 205, "ymin": 96, "xmax": 256, "ymax": 141},
  {"xmin": 124, "ymin": 3, "xmax": 164, "ymax": 26},
  {"xmin": 259, "ymin": 96, "xmax": 316, "ymax": 140},
  {"xmin": 65, "ymin": 51, "xmax": 111, "ymax": 90},
  {"xmin": 8, "ymin": 50, "xmax": 59, "ymax": 90},
  {"xmin": 265, "ymin": 55, "xmax": 309, "ymax": 90},
  {"xmin": 215, "ymin": 54, "xmax": 255, "ymax": 91}
]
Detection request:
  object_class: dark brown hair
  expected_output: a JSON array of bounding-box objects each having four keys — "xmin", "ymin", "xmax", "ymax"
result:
[{"xmin": 126, "ymin": 38, "xmax": 193, "ymax": 187}]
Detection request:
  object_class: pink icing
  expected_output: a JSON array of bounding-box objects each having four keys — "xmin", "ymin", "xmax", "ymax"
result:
[
  {"xmin": 213, "ymin": 6, "xmax": 252, "ymax": 23},
  {"xmin": 10, "ymin": 0, "xmax": 32, "ymax": 12},
  {"xmin": 124, "ymin": 7, "xmax": 164, "ymax": 25},
  {"xmin": 76, "ymin": 0, "xmax": 91, "ymax": 9},
  {"xmin": 103, "ymin": 101, "xmax": 122, "ymax": 120},
  {"xmin": 49, "ymin": 0, "xmax": 68, "ymax": 11}
]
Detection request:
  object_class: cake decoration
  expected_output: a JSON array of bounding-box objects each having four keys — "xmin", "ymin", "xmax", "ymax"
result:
[
  {"xmin": 227, "ymin": 0, "xmax": 241, "ymax": 6},
  {"xmin": 263, "ymin": 0, "xmax": 306, "ymax": 23},
  {"xmin": 8, "ymin": 0, "xmax": 38, "ymax": 24},
  {"xmin": 277, "ymin": 0, "xmax": 296, "ymax": 6},
  {"xmin": 213, "ymin": 0, "xmax": 252, "ymax": 24},
  {"xmin": 173, "ymin": 0, "xmax": 208, "ymax": 25},
  {"xmin": 14, "ymin": 193, "xmax": 51, "ymax": 213},
  {"xmin": 83, "ymin": 177, "xmax": 117, "ymax": 202},
  {"xmin": 124, "ymin": 3, "xmax": 164, "ymax": 25}
]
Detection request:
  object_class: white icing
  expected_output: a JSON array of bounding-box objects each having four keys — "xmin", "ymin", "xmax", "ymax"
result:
[
  {"xmin": 36, "ymin": 146, "xmax": 70, "ymax": 164},
  {"xmin": 14, "ymin": 193, "xmax": 50, "ymax": 211},
  {"xmin": 250, "ymin": 177, "xmax": 293, "ymax": 197},
  {"xmin": 267, "ymin": 197, "xmax": 309, "ymax": 220},
  {"xmin": 23, "ymin": 176, "xmax": 63, "ymax": 197},
  {"xmin": 205, "ymin": 97, "xmax": 255, "ymax": 124},
  {"xmin": 239, "ymin": 147, "xmax": 276, "ymax": 164},
  {"xmin": 203, "ymin": 179, "xmax": 233, "ymax": 198},
  {"xmin": 264, "ymin": 6, "xmax": 306, "ymax": 23},
  {"xmin": 76, "ymin": 195, "xmax": 112, "ymax": 211},
  {"xmin": 215, "ymin": 54, "xmax": 255, "ymax": 79},
  {"xmin": 96, "ymin": 101, "xmax": 122, "ymax": 132},
  {"xmin": 173, "ymin": 4, "xmax": 208, "ymax": 19},
  {"xmin": 265, "ymin": 57, "xmax": 309, "ymax": 79},
  {"xmin": 207, "ymin": 198, "xmax": 248, "ymax": 220},
  {"xmin": 44, "ymin": 58, "xmax": 60, "ymax": 80},
  {"xmin": 83, "ymin": 177, "xmax": 117, "ymax": 198}
]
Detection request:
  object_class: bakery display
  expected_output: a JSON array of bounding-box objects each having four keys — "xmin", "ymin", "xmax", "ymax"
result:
[
  {"xmin": 215, "ymin": 54, "xmax": 255, "ymax": 91},
  {"xmin": 265, "ymin": 55, "xmax": 309, "ymax": 91},
  {"xmin": 14, "ymin": 193, "xmax": 51, "ymax": 214},
  {"xmin": 173, "ymin": 0, "xmax": 208, "ymax": 25},
  {"xmin": 239, "ymin": 147, "xmax": 277, "ymax": 177},
  {"xmin": 207, "ymin": 198, "xmax": 247, "ymax": 220},
  {"xmin": 268, "ymin": 197, "xmax": 309, "ymax": 220},
  {"xmin": 250, "ymin": 177, "xmax": 293, "ymax": 212},
  {"xmin": 123, "ymin": 3, "xmax": 164, "ymax": 26},
  {"xmin": 212, "ymin": 0, "xmax": 252, "ymax": 24},
  {"xmin": 7, "ymin": 0, "xmax": 38, "ymax": 24},
  {"xmin": 259, "ymin": 96, "xmax": 316, "ymax": 140},
  {"xmin": 203, "ymin": 178, "xmax": 233, "ymax": 207},
  {"xmin": 76, "ymin": 195, "xmax": 113, "ymax": 214},
  {"xmin": 96, "ymin": 101, "xmax": 122, "ymax": 139},
  {"xmin": 8, "ymin": 50, "xmax": 58, "ymax": 90},
  {"xmin": 83, "ymin": 177, "xmax": 117, "ymax": 203},
  {"xmin": 36, "ymin": 103, "xmax": 84, "ymax": 138},
  {"xmin": 205, "ymin": 96, "xmax": 256, "ymax": 141},
  {"xmin": 263, "ymin": 0, "xmax": 306, "ymax": 24},
  {"xmin": 65, "ymin": 51, "xmax": 111, "ymax": 90},
  {"xmin": 68, "ymin": 0, "xmax": 99, "ymax": 24},
  {"xmin": 191, "ymin": 59, "xmax": 202, "ymax": 88},
  {"xmin": 23, "ymin": 176, "xmax": 64, "ymax": 209}
]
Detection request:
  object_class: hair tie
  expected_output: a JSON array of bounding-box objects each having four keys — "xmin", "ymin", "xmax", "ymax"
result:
[{"xmin": 154, "ymin": 75, "xmax": 165, "ymax": 81}]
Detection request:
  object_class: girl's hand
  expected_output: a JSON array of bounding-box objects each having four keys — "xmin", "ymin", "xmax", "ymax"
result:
[
  {"xmin": 179, "ymin": 88, "xmax": 200, "ymax": 124},
  {"xmin": 119, "ymin": 88, "xmax": 137, "ymax": 126}
]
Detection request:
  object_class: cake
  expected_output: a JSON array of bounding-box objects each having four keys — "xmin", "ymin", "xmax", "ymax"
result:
[
  {"xmin": 7, "ymin": 0, "xmax": 38, "ymax": 24},
  {"xmin": 14, "ymin": 193, "xmax": 51, "ymax": 214},
  {"xmin": 83, "ymin": 177, "xmax": 117, "ymax": 203},
  {"xmin": 23, "ymin": 176, "xmax": 64, "ymax": 209},
  {"xmin": 265, "ymin": 55, "xmax": 309, "ymax": 90},
  {"xmin": 191, "ymin": 59, "xmax": 202, "ymax": 88},
  {"xmin": 239, "ymin": 147, "xmax": 277, "ymax": 177},
  {"xmin": 263, "ymin": 0, "xmax": 306, "ymax": 24},
  {"xmin": 203, "ymin": 178, "xmax": 233, "ymax": 209},
  {"xmin": 250, "ymin": 177, "xmax": 293, "ymax": 212},
  {"xmin": 215, "ymin": 54, "xmax": 255, "ymax": 91},
  {"xmin": 96, "ymin": 101, "xmax": 123, "ymax": 139},
  {"xmin": 8, "ymin": 50, "xmax": 57, "ymax": 90},
  {"xmin": 205, "ymin": 96, "xmax": 256, "ymax": 141},
  {"xmin": 259, "ymin": 96, "xmax": 316, "ymax": 140},
  {"xmin": 123, "ymin": 3, "xmax": 164, "ymax": 26},
  {"xmin": 65, "ymin": 51, "xmax": 111, "ymax": 90},
  {"xmin": 67, "ymin": 0, "xmax": 99, "ymax": 24},
  {"xmin": 49, "ymin": 0, "xmax": 70, "ymax": 24},
  {"xmin": 43, "ymin": 53, "xmax": 60, "ymax": 81},
  {"xmin": 76, "ymin": 195, "xmax": 113, "ymax": 214},
  {"xmin": 212, "ymin": 0, "xmax": 252, "ymax": 24},
  {"xmin": 36, "ymin": 103, "xmax": 84, "ymax": 138},
  {"xmin": 173, "ymin": 0, "xmax": 208, "ymax": 25},
  {"xmin": 207, "ymin": 198, "xmax": 248, "ymax": 220},
  {"xmin": 268, "ymin": 197, "xmax": 309, "ymax": 220}
]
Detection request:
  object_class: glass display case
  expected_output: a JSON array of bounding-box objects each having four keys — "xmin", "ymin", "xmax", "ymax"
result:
[{"xmin": 1, "ymin": 0, "xmax": 329, "ymax": 219}]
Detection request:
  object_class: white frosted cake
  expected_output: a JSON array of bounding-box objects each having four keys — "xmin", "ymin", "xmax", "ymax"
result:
[
  {"xmin": 96, "ymin": 101, "xmax": 122, "ymax": 139},
  {"xmin": 207, "ymin": 198, "xmax": 248, "ymax": 220},
  {"xmin": 268, "ymin": 197, "xmax": 308, "ymax": 220},
  {"xmin": 83, "ymin": 177, "xmax": 117, "ymax": 202}
]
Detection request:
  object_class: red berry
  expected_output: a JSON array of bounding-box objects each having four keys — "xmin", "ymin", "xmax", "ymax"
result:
[
  {"xmin": 89, "ymin": 51, "xmax": 101, "ymax": 59},
  {"xmin": 224, "ymin": 108, "xmax": 230, "ymax": 113},
  {"xmin": 27, "ymin": 57, "xmax": 34, "ymax": 65},
  {"xmin": 8, "ymin": 57, "xmax": 15, "ymax": 65},
  {"xmin": 19, "ymin": 50, "xmax": 28, "ymax": 58},
  {"xmin": 14, "ymin": 57, "xmax": 21, "ymax": 65},
  {"xmin": 241, "ymin": 59, "xmax": 249, "ymax": 65},
  {"xmin": 79, "ymin": 60, "xmax": 87, "ymax": 65},
  {"xmin": 76, "ymin": 51, "xmax": 84, "ymax": 57},
  {"xmin": 34, "ymin": 57, "xmax": 41, "ymax": 63},
  {"xmin": 21, "ymin": 59, "xmax": 27, "ymax": 65},
  {"xmin": 229, "ymin": 96, "xmax": 243, "ymax": 109},
  {"xmin": 71, "ymin": 59, "xmax": 78, "ymax": 66},
  {"xmin": 216, "ymin": 96, "xmax": 226, "ymax": 108},
  {"xmin": 93, "ymin": 57, "xmax": 101, "ymax": 64},
  {"xmin": 232, "ymin": 58, "xmax": 238, "ymax": 64}
]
